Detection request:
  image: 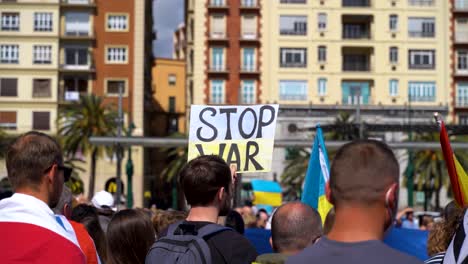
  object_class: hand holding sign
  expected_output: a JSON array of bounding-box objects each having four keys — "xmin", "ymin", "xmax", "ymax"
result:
[{"xmin": 188, "ymin": 105, "xmax": 279, "ymax": 173}]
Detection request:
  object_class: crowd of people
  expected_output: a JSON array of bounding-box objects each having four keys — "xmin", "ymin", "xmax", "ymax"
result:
[{"xmin": 0, "ymin": 131, "xmax": 466, "ymax": 264}]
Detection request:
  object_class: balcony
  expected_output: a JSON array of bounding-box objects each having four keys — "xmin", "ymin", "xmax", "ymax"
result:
[
  {"xmin": 342, "ymin": 15, "xmax": 372, "ymax": 40},
  {"xmin": 208, "ymin": 31, "xmax": 229, "ymax": 42},
  {"xmin": 342, "ymin": 0, "xmax": 371, "ymax": 7},
  {"xmin": 240, "ymin": 65, "xmax": 259, "ymax": 74},
  {"xmin": 208, "ymin": 65, "xmax": 229, "ymax": 74},
  {"xmin": 60, "ymin": 0, "xmax": 96, "ymax": 9},
  {"xmin": 240, "ymin": 32, "xmax": 259, "ymax": 42},
  {"xmin": 207, "ymin": 0, "xmax": 229, "ymax": 11},
  {"xmin": 61, "ymin": 29, "xmax": 95, "ymax": 40},
  {"xmin": 456, "ymin": 31, "xmax": 468, "ymax": 43},
  {"xmin": 240, "ymin": 0, "xmax": 260, "ymax": 11}
]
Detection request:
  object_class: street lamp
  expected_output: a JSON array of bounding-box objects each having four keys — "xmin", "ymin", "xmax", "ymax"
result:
[{"xmin": 406, "ymin": 89, "xmax": 415, "ymax": 207}]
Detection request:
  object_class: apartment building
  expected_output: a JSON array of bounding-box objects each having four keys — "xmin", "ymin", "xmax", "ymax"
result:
[
  {"xmin": 0, "ymin": 0, "xmax": 60, "ymax": 134},
  {"xmin": 452, "ymin": 0, "xmax": 468, "ymax": 124},
  {"xmin": 0, "ymin": 0, "xmax": 153, "ymax": 207},
  {"xmin": 173, "ymin": 23, "xmax": 186, "ymax": 60},
  {"xmin": 185, "ymin": 0, "xmax": 261, "ymax": 108}
]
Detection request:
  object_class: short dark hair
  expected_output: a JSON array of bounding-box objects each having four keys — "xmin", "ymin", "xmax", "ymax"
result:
[
  {"xmin": 107, "ymin": 209, "xmax": 155, "ymax": 264},
  {"xmin": 6, "ymin": 131, "xmax": 63, "ymax": 190},
  {"xmin": 225, "ymin": 210, "xmax": 245, "ymax": 234},
  {"xmin": 330, "ymin": 140, "xmax": 399, "ymax": 206},
  {"xmin": 179, "ymin": 155, "xmax": 232, "ymax": 207},
  {"xmin": 271, "ymin": 202, "xmax": 322, "ymax": 253}
]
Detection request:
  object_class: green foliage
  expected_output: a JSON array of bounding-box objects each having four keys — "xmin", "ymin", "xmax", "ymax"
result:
[{"xmin": 160, "ymin": 133, "xmax": 188, "ymax": 182}]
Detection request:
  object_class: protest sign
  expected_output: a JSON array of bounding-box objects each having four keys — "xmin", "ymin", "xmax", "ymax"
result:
[{"xmin": 188, "ymin": 104, "xmax": 279, "ymax": 173}]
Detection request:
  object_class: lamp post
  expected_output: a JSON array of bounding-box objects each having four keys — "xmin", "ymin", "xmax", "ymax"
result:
[
  {"xmin": 406, "ymin": 90, "xmax": 415, "ymax": 207},
  {"xmin": 115, "ymin": 83, "xmax": 124, "ymax": 210},
  {"xmin": 126, "ymin": 123, "xmax": 135, "ymax": 209}
]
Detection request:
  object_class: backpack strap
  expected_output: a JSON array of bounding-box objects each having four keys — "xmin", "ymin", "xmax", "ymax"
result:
[{"xmin": 197, "ymin": 223, "xmax": 232, "ymax": 238}]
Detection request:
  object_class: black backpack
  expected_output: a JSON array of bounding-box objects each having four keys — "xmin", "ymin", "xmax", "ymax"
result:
[{"xmin": 146, "ymin": 221, "xmax": 231, "ymax": 264}]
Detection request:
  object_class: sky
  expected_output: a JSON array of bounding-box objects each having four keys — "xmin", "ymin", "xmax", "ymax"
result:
[{"xmin": 153, "ymin": 0, "xmax": 184, "ymax": 58}]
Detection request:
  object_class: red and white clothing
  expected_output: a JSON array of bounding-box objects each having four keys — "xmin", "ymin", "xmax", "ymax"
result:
[{"xmin": 0, "ymin": 193, "xmax": 85, "ymax": 264}]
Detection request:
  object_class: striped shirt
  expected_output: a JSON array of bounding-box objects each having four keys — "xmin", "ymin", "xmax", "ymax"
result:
[{"xmin": 425, "ymin": 252, "xmax": 445, "ymax": 264}]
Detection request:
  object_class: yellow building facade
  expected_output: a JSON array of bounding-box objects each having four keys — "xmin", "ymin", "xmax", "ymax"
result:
[
  {"xmin": 262, "ymin": 0, "xmax": 450, "ymax": 109},
  {"xmin": 0, "ymin": 1, "xmax": 60, "ymax": 134}
]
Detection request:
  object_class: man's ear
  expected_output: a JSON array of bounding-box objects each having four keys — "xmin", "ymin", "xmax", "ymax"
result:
[
  {"xmin": 325, "ymin": 182, "xmax": 334, "ymax": 205},
  {"xmin": 385, "ymin": 183, "xmax": 398, "ymax": 210},
  {"xmin": 47, "ymin": 164, "xmax": 58, "ymax": 184},
  {"xmin": 217, "ymin": 187, "xmax": 225, "ymax": 202}
]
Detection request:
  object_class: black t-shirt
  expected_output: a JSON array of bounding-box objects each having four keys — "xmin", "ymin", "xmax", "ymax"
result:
[
  {"xmin": 287, "ymin": 236, "xmax": 423, "ymax": 264},
  {"xmin": 161, "ymin": 221, "xmax": 258, "ymax": 264}
]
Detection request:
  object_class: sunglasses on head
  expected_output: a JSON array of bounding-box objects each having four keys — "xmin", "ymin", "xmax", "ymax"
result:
[{"xmin": 44, "ymin": 163, "xmax": 72, "ymax": 182}]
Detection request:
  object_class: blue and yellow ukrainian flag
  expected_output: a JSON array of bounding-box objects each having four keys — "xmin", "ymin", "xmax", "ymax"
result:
[
  {"xmin": 301, "ymin": 125, "xmax": 333, "ymax": 223},
  {"xmin": 251, "ymin": 179, "xmax": 282, "ymax": 207}
]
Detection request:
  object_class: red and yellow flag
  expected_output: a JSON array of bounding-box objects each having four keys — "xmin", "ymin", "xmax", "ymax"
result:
[{"xmin": 436, "ymin": 115, "xmax": 468, "ymax": 207}]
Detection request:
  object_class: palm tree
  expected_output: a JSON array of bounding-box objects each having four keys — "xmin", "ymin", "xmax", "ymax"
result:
[{"xmin": 58, "ymin": 95, "xmax": 118, "ymax": 200}]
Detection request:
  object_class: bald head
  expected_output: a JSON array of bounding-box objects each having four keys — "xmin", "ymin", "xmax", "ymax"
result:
[{"xmin": 271, "ymin": 202, "xmax": 322, "ymax": 253}]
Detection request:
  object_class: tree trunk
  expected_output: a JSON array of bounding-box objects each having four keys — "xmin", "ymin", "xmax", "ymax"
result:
[{"xmin": 87, "ymin": 148, "xmax": 98, "ymax": 201}]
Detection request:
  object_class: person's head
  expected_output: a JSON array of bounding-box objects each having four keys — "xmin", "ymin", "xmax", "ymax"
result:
[
  {"xmin": 271, "ymin": 202, "xmax": 322, "ymax": 254},
  {"xmin": 52, "ymin": 185, "xmax": 73, "ymax": 219},
  {"xmin": 71, "ymin": 204, "xmax": 107, "ymax": 262},
  {"xmin": 179, "ymin": 155, "xmax": 233, "ymax": 216},
  {"xmin": 107, "ymin": 209, "xmax": 155, "ymax": 264},
  {"xmin": 6, "ymin": 131, "xmax": 70, "ymax": 207},
  {"xmin": 225, "ymin": 210, "xmax": 245, "ymax": 234},
  {"xmin": 406, "ymin": 210, "xmax": 414, "ymax": 221},
  {"xmin": 327, "ymin": 140, "xmax": 399, "ymax": 231},
  {"xmin": 427, "ymin": 202, "xmax": 464, "ymax": 256},
  {"xmin": 323, "ymin": 208, "xmax": 335, "ymax": 235},
  {"xmin": 242, "ymin": 205, "xmax": 254, "ymax": 216},
  {"xmin": 152, "ymin": 210, "xmax": 187, "ymax": 238},
  {"xmin": 256, "ymin": 209, "xmax": 269, "ymax": 229}
]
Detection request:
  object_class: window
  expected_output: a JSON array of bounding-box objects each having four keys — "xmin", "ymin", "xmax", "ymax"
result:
[
  {"xmin": 169, "ymin": 96, "xmax": 176, "ymax": 113},
  {"xmin": 458, "ymin": 51, "xmax": 468, "ymax": 72},
  {"xmin": 0, "ymin": 111, "xmax": 16, "ymax": 130},
  {"xmin": 242, "ymin": 48, "xmax": 255, "ymax": 71},
  {"xmin": 318, "ymin": 78, "xmax": 327, "ymax": 96},
  {"xmin": 318, "ymin": 46, "xmax": 327, "ymax": 62},
  {"xmin": 65, "ymin": 12, "xmax": 90, "ymax": 36},
  {"xmin": 210, "ymin": 80, "xmax": 224, "ymax": 104},
  {"xmin": 280, "ymin": 48, "xmax": 307, "ymax": 68},
  {"xmin": 409, "ymin": 50, "xmax": 435, "ymax": 69},
  {"xmin": 107, "ymin": 14, "xmax": 128, "ymax": 31},
  {"xmin": 241, "ymin": 0, "xmax": 257, "ymax": 7},
  {"xmin": 280, "ymin": 0, "xmax": 307, "ymax": 3},
  {"xmin": 279, "ymin": 80, "xmax": 308, "ymax": 101},
  {"xmin": 342, "ymin": 82, "xmax": 370, "ymax": 105},
  {"xmin": 0, "ymin": 78, "xmax": 17, "ymax": 97},
  {"xmin": 211, "ymin": 47, "xmax": 224, "ymax": 71},
  {"xmin": 34, "ymin": 12, "xmax": 53, "ymax": 32},
  {"xmin": 457, "ymin": 82, "xmax": 468, "ymax": 106},
  {"xmin": 106, "ymin": 80, "xmax": 126, "ymax": 95},
  {"xmin": 33, "ymin": 79, "xmax": 51, "ymax": 98},
  {"xmin": 389, "ymin": 79, "xmax": 398, "ymax": 96},
  {"xmin": 211, "ymin": 15, "xmax": 226, "ymax": 38},
  {"xmin": 408, "ymin": 0, "xmax": 434, "ymax": 6},
  {"xmin": 106, "ymin": 47, "xmax": 127, "ymax": 63},
  {"xmin": 390, "ymin": 47, "xmax": 398, "ymax": 63},
  {"xmin": 242, "ymin": 15, "xmax": 256, "ymax": 39},
  {"xmin": 168, "ymin": 74, "xmax": 176, "ymax": 86},
  {"xmin": 460, "ymin": 115, "xmax": 468, "ymax": 125},
  {"xmin": 210, "ymin": 0, "xmax": 226, "ymax": 6},
  {"xmin": 455, "ymin": 0, "xmax": 468, "ymax": 10},
  {"xmin": 318, "ymin": 13, "xmax": 327, "ymax": 31},
  {"xmin": 241, "ymin": 80, "xmax": 255, "ymax": 104},
  {"xmin": 0, "ymin": 45, "xmax": 19, "ymax": 63},
  {"xmin": 65, "ymin": 46, "xmax": 88, "ymax": 67},
  {"xmin": 408, "ymin": 17, "xmax": 435, "ymax": 38},
  {"xmin": 456, "ymin": 19, "xmax": 468, "ymax": 43},
  {"xmin": 64, "ymin": 77, "xmax": 88, "ymax": 101},
  {"xmin": 32, "ymin": 112, "xmax": 50, "ymax": 131},
  {"xmin": 408, "ymin": 81, "xmax": 436, "ymax": 102},
  {"xmin": 33, "ymin": 45, "xmax": 52, "ymax": 64},
  {"xmin": 279, "ymin": 16, "xmax": 307, "ymax": 36},
  {"xmin": 389, "ymin": 15, "xmax": 398, "ymax": 31},
  {"xmin": 1, "ymin": 12, "xmax": 19, "ymax": 31}
]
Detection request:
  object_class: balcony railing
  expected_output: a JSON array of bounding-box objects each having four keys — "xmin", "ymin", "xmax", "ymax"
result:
[
  {"xmin": 343, "ymin": 61, "xmax": 370, "ymax": 71},
  {"xmin": 240, "ymin": 32, "xmax": 259, "ymax": 40},
  {"xmin": 208, "ymin": 65, "xmax": 228, "ymax": 73},
  {"xmin": 280, "ymin": 0, "xmax": 306, "ymax": 3},
  {"xmin": 408, "ymin": 0, "xmax": 434, "ymax": 6},
  {"xmin": 280, "ymin": 94, "xmax": 307, "ymax": 101},
  {"xmin": 342, "ymin": 0, "xmax": 370, "ymax": 7},
  {"xmin": 456, "ymin": 68, "xmax": 468, "ymax": 75},
  {"xmin": 409, "ymin": 31, "xmax": 435, "ymax": 38},
  {"xmin": 342, "ymin": 29, "xmax": 370, "ymax": 39},
  {"xmin": 455, "ymin": 1, "xmax": 468, "ymax": 10},
  {"xmin": 240, "ymin": 65, "xmax": 258, "ymax": 73},
  {"xmin": 280, "ymin": 62, "xmax": 307, "ymax": 68},
  {"xmin": 60, "ymin": 0, "xmax": 96, "ymax": 7},
  {"xmin": 241, "ymin": 0, "xmax": 258, "ymax": 7},
  {"xmin": 457, "ymin": 96, "xmax": 468, "ymax": 107},
  {"xmin": 280, "ymin": 29, "xmax": 307, "ymax": 36},
  {"xmin": 456, "ymin": 31, "xmax": 468, "ymax": 43},
  {"xmin": 209, "ymin": 32, "xmax": 228, "ymax": 40},
  {"xmin": 208, "ymin": 0, "xmax": 228, "ymax": 8}
]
